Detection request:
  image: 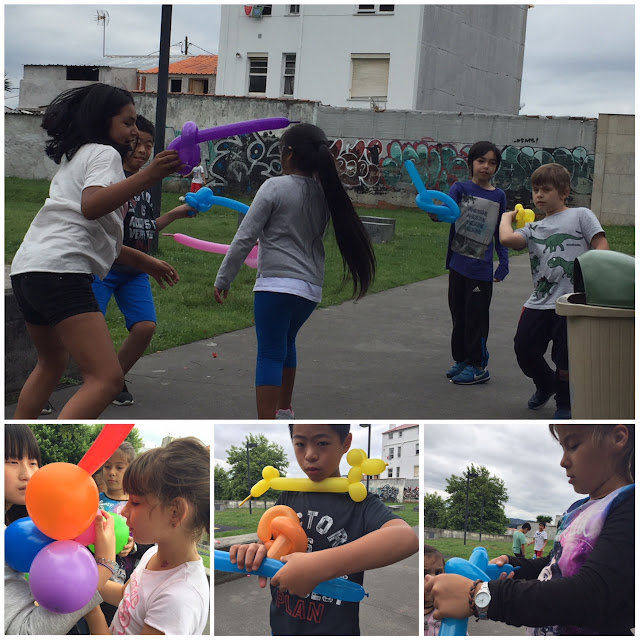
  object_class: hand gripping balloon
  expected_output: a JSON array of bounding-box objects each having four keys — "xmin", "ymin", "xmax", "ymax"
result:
[
  {"xmin": 183, "ymin": 187, "xmax": 250, "ymax": 216},
  {"xmin": 164, "ymin": 233, "xmax": 259, "ymax": 269},
  {"xmin": 168, "ymin": 117, "xmax": 293, "ymax": 175},
  {"xmin": 514, "ymin": 203, "xmax": 535, "ymax": 228},
  {"xmin": 214, "ymin": 550, "xmax": 367, "ymax": 602},
  {"xmin": 439, "ymin": 546, "xmax": 518, "ymax": 636},
  {"xmin": 239, "ymin": 448, "xmax": 387, "ymax": 506},
  {"xmin": 257, "ymin": 506, "xmax": 308, "ymax": 560},
  {"xmin": 404, "ymin": 160, "xmax": 460, "ymax": 223}
]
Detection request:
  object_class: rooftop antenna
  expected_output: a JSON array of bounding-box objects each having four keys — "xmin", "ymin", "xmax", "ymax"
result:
[{"xmin": 95, "ymin": 10, "xmax": 110, "ymax": 57}]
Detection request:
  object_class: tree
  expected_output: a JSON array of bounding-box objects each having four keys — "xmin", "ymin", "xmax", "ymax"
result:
[
  {"xmin": 536, "ymin": 515, "xmax": 553, "ymax": 524},
  {"xmin": 424, "ymin": 491, "xmax": 447, "ymax": 528},
  {"xmin": 444, "ymin": 464, "xmax": 509, "ymax": 535},
  {"xmin": 5, "ymin": 75, "xmax": 12, "ymax": 92},
  {"xmin": 224, "ymin": 434, "xmax": 289, "ymax": 501},
  {"xmin": 30, "ymin": 425, "xmax": 144, "ymax": 465},
  {"xmin": 214, "ymin": 464, "xmax": 233, "ymax": 500}
]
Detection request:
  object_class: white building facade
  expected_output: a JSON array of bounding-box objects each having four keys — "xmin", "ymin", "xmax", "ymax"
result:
[
  {"xmin": 216, "ymin": 4, "xmax": 528, "ymax": 114},
  {"xmin": 381, "ymin": 424, "xmax": 419, "ymax": 480}
]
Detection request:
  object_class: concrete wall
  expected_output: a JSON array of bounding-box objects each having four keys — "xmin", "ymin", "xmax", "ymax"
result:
[
  {"xmin": 217, "ymin": 4, "xmax": 527, "ymax": 113},
  {"xmin": 424, "ymin": 527, "xmax": 557, "ymax": 543},
  {"xmin": 590, "ymin": 114, "xmax": 635, "ymax": 225},
  {"xmin": 5, "ymin": 95, "xmax": 631, "ymax": 224}
]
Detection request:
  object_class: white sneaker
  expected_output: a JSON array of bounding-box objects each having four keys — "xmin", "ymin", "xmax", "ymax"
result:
[{"xmin": 275, "ymin": 407, "xmax": 294, "ymax": 420}]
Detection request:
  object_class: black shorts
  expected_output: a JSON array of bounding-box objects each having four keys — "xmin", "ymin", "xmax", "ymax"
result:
[{"xmin": 11, "ymin": 272, "xmax": 100, "ymax": 327}]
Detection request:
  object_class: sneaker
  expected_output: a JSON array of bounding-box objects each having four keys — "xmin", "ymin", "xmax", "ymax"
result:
[
  {"xmin": 446, "ymin": 361, "xmax": 467, "ymax": 379},
  {"xmin": 552, "ymin": 407, "xmax": 572, "ymax": 420},
  {"xmin": 112, "ymin": 383, "xmax": 134, "ymax": 406},
  {"xmin": 528, "ymin": 388, "xmax": 555, "ymax": 410},
  {"xmin": 275, "ymin": 407, "xmax": 294, "ymax": 420},
  {"xmin": 451, "ymin": 365, "xmax": 490, "ymax": 385},
  {"xmin": 40, "ymin": 401, "xmax": 54, "ymax": 416}
]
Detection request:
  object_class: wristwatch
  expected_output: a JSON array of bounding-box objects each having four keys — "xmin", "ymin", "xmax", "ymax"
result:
[{"xmin": 474, "ymin": 582, "xmax": 491, "ymax": 619}]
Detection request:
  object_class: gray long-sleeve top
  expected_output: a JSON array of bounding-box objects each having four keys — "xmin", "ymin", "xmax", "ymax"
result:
[{"xmin": 4, "ymin": 562, "xmax": 103, "ymax": 635}]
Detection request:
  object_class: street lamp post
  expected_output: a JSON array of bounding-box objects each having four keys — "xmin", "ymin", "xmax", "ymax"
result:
[
  {"xmin": 246, "ymin": 442, "xmax": 258, "ymax": 515},
  {"xmin": 359, "ymin": 424, "xmax": 372, "ymax": 491},
  {"xmin": 464, "ymin": 470, "xmax": 479, "ymax": 545}
]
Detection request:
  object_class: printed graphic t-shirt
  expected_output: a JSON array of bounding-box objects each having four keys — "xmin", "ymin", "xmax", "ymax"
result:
[{"xmin": 269, "ymin": 491, "xmax": 400, "ymax": 636}]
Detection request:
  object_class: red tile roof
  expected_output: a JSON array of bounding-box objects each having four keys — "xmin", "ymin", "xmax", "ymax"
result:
[{"xmin": 140, "ymin": 55, "xmax": 218, "ymax": 75}]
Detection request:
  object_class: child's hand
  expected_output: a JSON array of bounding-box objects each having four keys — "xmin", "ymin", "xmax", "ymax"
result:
[
  {"xmin": 145, "ymin": 149, "xmax": 184, "ymax": 180},
  {"xmin": 142, "ymin": 256, "xmax": 180, "ymax": 289},
  {"xmin": 214, "ymin": 287, "xmax": 229, "ymax": 304},
  {"xmin": 174, "ymin": 204, "xmax": 197, "ymax": 219},
  {"xmin": 118, "ymin": 536, "xmax": 135, "ymax": 557},
  {"xmin": 503, "ymin": 209, "xmax": 517, "ymax": 223},
  {"xmin": 93, "ymin": 510, "xmax": 116, "ymax": 561},
  {"xmin": 489, "ymin": 554, "xmax": 515, "ymax": 579},
  {"xmin": 270, "ymin": 552, "xmax": 331, "ymax": 598},
  {"xmin": 424, "ymin": 574, "xmax": 475, "ymax": 620},
  {"xmin": 229, "ymin": 543, "xmax": 268, "ymax": 588}
]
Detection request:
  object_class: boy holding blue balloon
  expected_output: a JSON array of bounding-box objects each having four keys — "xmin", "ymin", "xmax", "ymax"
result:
[
  {"xmin": 229, "ymin": 424, "xmax": 419, "ymax": 635},
  {"xmin": 445, "ymin": 141, "xmax": 509, "ymax": 385}
]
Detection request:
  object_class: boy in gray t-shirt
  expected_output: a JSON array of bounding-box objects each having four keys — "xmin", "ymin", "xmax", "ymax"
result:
[{"xmin": 499, "ymin": 163, "xmax": 609, "ymax": 419}]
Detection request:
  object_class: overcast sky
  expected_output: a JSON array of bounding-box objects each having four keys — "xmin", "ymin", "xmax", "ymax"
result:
[
  {"xmin": 4, "ymin": 4, "xmax": 634, "ymax": 118},
  {"xmin": 134, "ymin": 421, "xmax": 211, "ymax": 449},
  {"xmin": 424, "ymin": 424, "xmax": 582, "ymax": 523},
  {"xmin": 214, "ymin": 423, "xmax": 393, "ymax": 478}
]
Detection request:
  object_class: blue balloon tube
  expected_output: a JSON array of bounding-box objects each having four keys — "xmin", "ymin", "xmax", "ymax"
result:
[{"xmin": 214, "ymin": 549, "xmax": 367, "ymax": 602}]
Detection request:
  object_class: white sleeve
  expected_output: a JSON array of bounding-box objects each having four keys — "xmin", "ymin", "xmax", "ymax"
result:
[
  {"xmin": 142, "ymin": 583, "xmax": 206, "ymax": 635},
  {"xmin": 83, "ymin": 146, "xmax": 125, "ymax": 190}
]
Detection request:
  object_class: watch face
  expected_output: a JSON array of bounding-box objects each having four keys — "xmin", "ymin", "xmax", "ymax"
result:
[{"xmin": 476, "ymin": 592, "xmax": 491, "ymax": 608}]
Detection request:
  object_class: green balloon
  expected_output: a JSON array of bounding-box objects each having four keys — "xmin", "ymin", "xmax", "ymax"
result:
[{"xmin": 88, "ymin": 511, "xmax": 130, "ymax": 555}]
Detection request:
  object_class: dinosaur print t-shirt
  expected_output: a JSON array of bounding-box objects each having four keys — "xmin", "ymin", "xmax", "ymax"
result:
[
  {"xmin": 515, "ymin": 207, "xmax": 604, "ymax": 310},
  {"xmin": 269, "ymin": 491, "xmax": 400, "ymax": 636}
]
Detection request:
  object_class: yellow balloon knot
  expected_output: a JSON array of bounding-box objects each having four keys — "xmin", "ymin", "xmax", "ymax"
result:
[{"xmin": 515, "ymin": 203, "xmax": 535, "ymax": 229}]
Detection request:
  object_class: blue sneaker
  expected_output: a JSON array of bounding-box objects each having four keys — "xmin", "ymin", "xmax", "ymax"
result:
[
  {"xmin": 552, "ymin": 407, "xmax": 572, "ymax": 420},
  {"xmin": 528, "ymin": 388, "xmax": 555, "ymax": 410},
  {"xmin": 446, "ymin": 361, "xmax": 467, "ymax": 379},
  {"xmin": 451, "ymin": 365, "xmax": 490, "ymax": 385}
]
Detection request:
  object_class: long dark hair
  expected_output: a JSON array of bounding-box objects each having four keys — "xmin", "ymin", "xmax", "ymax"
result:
[
  {"xmin": 280, "ymin": 124, "xmax": 376, "ymax": 299},
  {"xmin": 5, "ymin": 425, "xmax": 42, "ymax": 525},
  {"xmin": 42, "ymin": 83, "xmax": 135, "ymax": 164}
]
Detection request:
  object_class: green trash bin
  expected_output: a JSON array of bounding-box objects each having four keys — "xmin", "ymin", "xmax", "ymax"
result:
[{"xmin": 556, "ymin": 250, "xmax": 635, "ymax": 419}]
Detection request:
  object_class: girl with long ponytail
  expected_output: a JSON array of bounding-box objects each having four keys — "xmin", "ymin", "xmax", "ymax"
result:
[{"xmin": 214, "ymin": 123, "xmax": 376, "ymax": 419}]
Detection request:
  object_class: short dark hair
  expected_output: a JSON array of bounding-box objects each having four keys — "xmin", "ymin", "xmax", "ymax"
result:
[
  {"xmin": 538, "ymin": 521, "xmax": 546, "ymax": 527},
  {"xmin": 522, "ymin": 522, "xmax": 531, "ymax": 531},
  {"xmin": 468, "ymin": 140, "xmax": 502, "ymax": 176},
  {"xmin": 136, "ymin": 115, "xmax": 155, "ymax": 140},
  {"xmin": 424, "ymin": 544, "xmax": 445, "ymax": 563},
  {"xmin": 288, "ymin": 425, "xmax": 351, "ymax": 443},
  {"xmin": 5, "ymin": 425, "xmax": 42, "ymax": 466}
]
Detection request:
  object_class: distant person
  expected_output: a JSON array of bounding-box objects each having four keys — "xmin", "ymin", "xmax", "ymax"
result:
[
  {"xmin": 424, "ymin": 545, "xmax": 445, "ymax": 635},
  {"xmin": 445, "ymin": 141, "xmax": 509, "ymax": 385},
  {"xmin": 527, "ymin": 521, "xmax": 549, "ymax": 558},
  {"xmin": 92, "ymin": 115, "xmax": 196, "ymax": 406},
  {"xmin": 10, "ymin": 83, "xmax": 181, "ymax": 419},
  {"xmin": 426, "ymin": 424, "xmax": 634, "ymax": 635},
  {"xmin": 214, "ymin": 124, "xmax": 376, "ymax": 419},
  {"xmin": 499, "ymin": 162, "xmax": 609, "ymax": 419},
  {"xmin": 512, "ymin": 522, "xmax": 531, "ymax": 557},
  {"xmin": 189, "ymin": 163, "xmax": 206, "ymax": 192}
]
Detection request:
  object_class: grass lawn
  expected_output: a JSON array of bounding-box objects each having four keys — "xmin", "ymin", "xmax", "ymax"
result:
[
  {"xmin": 214, "ymin": 502, "xmax": 418, "ymax": 538},
  {"xmin": 5, "ymin": 177, "xmax": 635, "ymax": 356},
  {"xmin": 425, "ymin": 537, "xmax": 550, "ymax": 561}
]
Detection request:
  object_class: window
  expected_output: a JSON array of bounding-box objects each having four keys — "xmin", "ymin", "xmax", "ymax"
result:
[
  {"xmin": 189, "ymin": 78, "xmax": 209, "ymax": 94},
  {"xmin": 283, "ymin": 54, "xmax": 296, "ymax": 95},
  {"xmin": 415, "ymin": 443, "xmax": 419, "ymax": 455},
  {"xmin": 357, "ymin": 5, "xmax": 394, "ymax": 14},
  {"xmin": 380, "ymin": 5, "xmax": 395, "ymax": 12},
  {"xmin": 388, "ymin": 432, "xmax": 393, "ymax": 440},
  {"xmin": 397, "ymin": 446, "xmax": 401, "ymax": 457},
  {"xmin": 413, "ymin": 465, "xmax": 419, "ymax": 477},
  {"xmin": 396, "ymin": 467, "xmax": 400, "ymax": 477},
  {"xmin": 287, "ymin": 4, "xmax": 300, "ymax": 14},
  {"xmin": 136, "ymin": 76, "xmax": 147, "ymax": 91},
  {"xmin": 261, "ymin": 5, "xmax": 272, "ymax": 16},
  {"xmin": 170, "ymin": 78, "xmax": 182, "ymax": 93},
  {"xmin": 249, "ymin": 56, "xmax": 268, "ymax": 93},
  {"xmin": 357, "ymin": 4, "xmax": 375, "ymax": 13},
  {"xmin": 350, "ymin": 54, "xmax": 389, "ymax": 100},
  {"xmin": 389, "ymin": 447, "xmax": 394, "ymax": 459},
  {"xmin": 66, "ymin": 66, "xmax": 99, "ymax": 81},
  {"xmin": 398, "ymin": 431, "xmax": 403, "ymax": 438},
  {"xmin": 388, "ymin": 467, "xmax": 393, "ymax": 478}
]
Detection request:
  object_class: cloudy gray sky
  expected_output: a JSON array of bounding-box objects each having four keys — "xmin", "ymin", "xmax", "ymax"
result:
[
  {"xmin": 4, "ymin": 4, "xmax": 634, "ymax": 118},
  {"xmin": 214, "ymin": 423, "xmax": 394, "ymax": 478},
  {"xmin": 424, "ymin": 424, "xmax": 581, "ymax": 523},
  {"xmin": 135, "ymin": 421, "xmax": 212, "ymax": 449}
]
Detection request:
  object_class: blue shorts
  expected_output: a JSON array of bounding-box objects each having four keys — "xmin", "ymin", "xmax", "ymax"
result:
[
  {"xmin": 92, "ymin": 270, "xmax": 157, "ymax": 330},
  {"xmin": 254, "ymin": 291, "xmax": 317, "ymax": 387}
]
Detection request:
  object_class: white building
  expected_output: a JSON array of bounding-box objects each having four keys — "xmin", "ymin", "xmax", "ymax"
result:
[
  {"xmin": 382, "ymin": 424, "xmax": 419, "ymax": 480},
  {"xmin": 216, "ymin": 4, "xmax": 528, "ymax": 114}
]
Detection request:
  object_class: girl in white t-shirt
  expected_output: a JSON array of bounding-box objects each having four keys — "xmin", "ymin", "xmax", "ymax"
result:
[
  {"xmin": 10, "ymin": 83, "xmax": 183, "ymax": 419},
  {"xmin": 83, "ymin": 437, "xmax": 210, "ymax": 635}
]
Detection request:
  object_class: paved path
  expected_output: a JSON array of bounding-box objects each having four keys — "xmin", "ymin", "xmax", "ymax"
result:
[{"xmin": 7, "ymin": 255, "xmax": 552, "ymax": 420}]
